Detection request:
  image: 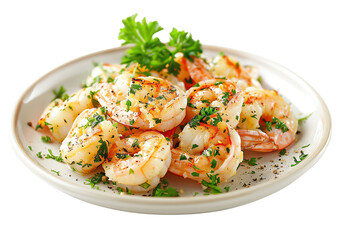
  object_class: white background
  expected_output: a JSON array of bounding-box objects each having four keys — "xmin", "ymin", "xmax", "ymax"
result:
[{"xmin": 1, "ymin": 0, "xmax": 340, "ymax": 239}]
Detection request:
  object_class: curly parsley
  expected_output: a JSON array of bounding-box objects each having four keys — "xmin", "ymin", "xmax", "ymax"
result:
[{"xmin": 118, "ymin": 14, "xmax": 202, "ymax": 76}]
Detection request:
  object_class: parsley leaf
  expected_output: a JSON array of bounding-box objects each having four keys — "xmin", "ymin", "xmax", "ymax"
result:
[
  {"xmin": 51, "ymin": 86, "xmax": 69, "ymax": 102},
  {"xmin": 298, "ymin": 113, "xmax": 312, "ymax": 124},
  {"xmin": 168, "ymin": 28, "xmax": 202, "ymax": 61},
  {"xmin": 201, "ymin": 172, "xmax": 222, "ymax": 194},
  {"xmin": 94, "ymin": 139, "xmax": 109, "ymax": 163},
  {"xmin": 118, "ymin": 14, "xmax": 202, "ymax": 76},
  {"xmin": 152, "ymin": 179, "xmax": 179, "ymax": 197}
]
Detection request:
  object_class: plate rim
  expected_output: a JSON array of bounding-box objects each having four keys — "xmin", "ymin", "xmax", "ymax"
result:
[{"xmin": 11, "ymin": 45, "xmax": 332, "ymax": 213}]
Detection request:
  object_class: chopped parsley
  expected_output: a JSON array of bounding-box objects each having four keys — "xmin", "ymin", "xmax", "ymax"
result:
[
  {"xmin": 132, "ymin": 138, "xmax": 139, "ymax": 148},
  {"xmin": 221, "ymin": 92, "xmax": 230, "ymax": 105},
  {"xmin": 36, "ymin": 152, "xmax": 43, "ymax": 158},
  {"xmin": 46, "ymin": 149, "xmax": 64, "ymax": 163},
  {"xmin": 116, "ymin": 153, "xmax": 130, "ymax": 159},
  {"xmin": 88, "ymin": 90, "xmax": 100, "ymax": 107},
  {"xmin": 153, "ymin": 118, "xmax": 162, "ymax": 124},
  {"xmin": 244, "ymin": 157, "xmax": 257, "ymax": 166},
  {"xmin": 298, "ymin": 113, "xmax": 312, "ymax": 124},
  {"xmin": 202, "ymin": 148, "xmax": 213, "ymax": 157},
  {"xmin": 187, "ymin": 97, "xmax": 196, "ymax": 108},
  {"xmin": 84, "ymin": 113, "xmax": 104, "ymax": 129},
  {"xmin": 84, "ymin": 172, "xmax": 106, "ymax": 188},
  {"xmin": 279, "ymin": 149, "xmax": 287, "ymax": 156},
  {"xmin": 41, "ymin": 136, "xmax": 52, "ymax": 143},
  {"xmin": 139, "ymin": 182, "xmax": 151, "ymax": 189},
  {"xmin": 189, "ymin": 106, "xmax": 219, "ymax": 128},
  {"xmin": 51, "ymin": 170, "xmax": 60, "ymax": 176},
  {"xmin": 129, "ymin": 83, "xmax": 142, "ymax": 94},
  {"xmin": 94, "ymin": 139, "xmax": 109, "ymax": 163},
  {"xmin": 210, "ymin": 159, "xmax": 217, "ymax": 169},
  {"xmin": 263, "ymin": 117, "xmax": 289, "ymax": 133},
  {"xmin": 126, "ymin": 99, "xmax": 132, "ymax": 112},
  {"xmin": 201, "ymin": 172, "xmax": 222, "ymax": 194},
  {"xmin": 51, "ymin": 86, "xmax": 69, "ymax": 102},
  {"xmin": 291, "ymin": 151, "xmax": 308, "ymax": 167},
  {"xmin": 191, "ymin": 144, "xmax": 199, "ymax": 149},
  {"xmin": 35, "ymin": 124, "xmax": 43, "ymax": 131},
  {"xmin": 152, "ymin": 179, "xmax": 179, "ymax": 197}
]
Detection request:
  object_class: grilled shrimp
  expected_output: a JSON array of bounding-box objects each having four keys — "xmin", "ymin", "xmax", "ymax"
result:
[
  {"xmin": 95, "ymin": 75, "xmax": 187, "ymax": 132},
  {"xmin": 185, "ymin": 79, "xmax": 243, "ymax": 128},
  {"xmin": 176, "ymin": 54, "xmax": 214, "ymax": 89},
  {"xmin": 102, "ymin": 131, "xmax": 171, "ymax": 192},
  {"xmin": 237, "ymin": 87, "xmax": 298, "ymax": 152},
  {"xmin": 60, "ymin": 108, "xmax": 119, "ymax": 173},
  {"xmin": 169, "ymin": 121, "xmax": 243, "ymax": 183},
  {"xmin": 38, "ymin": 87, "xmax": 96, "ymax": 142},
  {"xmin": 209, "ymin": 54, "xmax": 262, "ymax": 90},
  {"xmin": 84, "ymin": 63, "xmax": 124, "ymax": 87}
]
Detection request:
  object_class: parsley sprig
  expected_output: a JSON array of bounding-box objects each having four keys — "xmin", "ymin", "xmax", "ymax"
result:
[{"xmin": 118, "ymin": 14, "xmax": 202, "ymax": 76}]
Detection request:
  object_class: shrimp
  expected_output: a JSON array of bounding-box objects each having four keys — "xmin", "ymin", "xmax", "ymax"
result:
[
  {"xmin": 237, "ymin": 87, "xmax": 298, "ymax": 152},
  {"xmin": 102, "ymin": 131, "xmax": 171, "ymax": 192},
  {"xmin": 38, "ymin": 87, "xmax": 96, "ymax": 142},
  {"xmin": 169, "ymin": 120, "xmax": 243, "ymax": 184},
  {"xmin": 84, "ymin": 63, "xmax": 124, "ymax": 87},
  {"xmin": 122, "ymin": 63, "xmax": 186, "ymax": 92},
  {"xmin": 60, "ymin": 108, "xmax": 119, "ymax": 173},
  {"xmin": 209, "ymin": 54, "xmax": 262, "ymax": 90},
  {"xmin": 185, "ymin": 79, "xmax": 243, "ymax": 128},
  {"xmin": 95, "ymin": 75, "xmax": 187, "ymax": 132},
  {"xmin": 176, "ymin": 53, "xmax": 214, "ymax": 89}
]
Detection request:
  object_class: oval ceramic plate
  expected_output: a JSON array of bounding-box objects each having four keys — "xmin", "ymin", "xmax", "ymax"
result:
[{"xmin": 11, "ymin": 45, "xmax": 331, "ymax": 214}]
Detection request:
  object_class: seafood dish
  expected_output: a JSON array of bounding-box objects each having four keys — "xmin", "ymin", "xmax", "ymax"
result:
[{"xmin": 32, "ymin": 14, "xmax": 301, "ymax": 196}]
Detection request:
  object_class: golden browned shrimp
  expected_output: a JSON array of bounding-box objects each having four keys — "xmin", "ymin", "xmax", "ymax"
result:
[
  {"xmin": 38, "ymin": 87, "xmax": 95, "ymax": 142},
  {"xmin": 102, "ymin": 131, "xmax": 171, "ymax": 192},
  {"xmin": 209, "ymin": 54, "xmax": 262, "ymax": 90},
  {"xmin": 169, "ymin": 121, "xmax": 243, "ymax": 183},
  {"xmin": 185, "ymin": 79, "xmax": 243, "ymax": 128},
  {"xmin": 60, "ymin": 108, "xmax": 119, "ymax": 173},
  {"xmin": 237, "ymin": 87, "xmax": 298, "ymax": 152},
  {"xmin": 176, "ymin": 54, "xmax": 214, "ymax": 89},
  {"xmin": 95, "ymin": 74, "xmax": 187, "ymax": 132}
]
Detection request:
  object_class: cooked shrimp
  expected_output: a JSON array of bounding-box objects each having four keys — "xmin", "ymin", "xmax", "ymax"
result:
[
  {"xmin": 84, "ymin": 63, "xmax": 124, "ymax": 87},
  {"xmin": 95, "ymin": 75, "xmax": 187, "ymax": 132},
  {"xmin": 60, "ymin": 108, "xmax": 119, "ymax": 173},
  {"xmin": 38, "ymin": 87, "xmax": 96, "ymax": 142},
  {"xmin": 237, "ymin": 87, "xmax": 298, "ymax": 152},
  {"xmin": 123, "ymin": 63, "xmax": 186, "ymax": 92},
  {"xmin": 176, "ymin": 53, "xmax": 214, "ymax": 89},
  {"xmin": 169, "ymin": 120, "xmax": 243, "ymax": 183},
  {"xmin": 102, "ymin": 131, "xmax": 171, "ymax": 192},
  {"xmin": 209, "ymin": 54, "xmax": 262, "ymax": 90},
  {"xmin": 185, "ymin": 79, "xmax": 243, "ymax": 128}
]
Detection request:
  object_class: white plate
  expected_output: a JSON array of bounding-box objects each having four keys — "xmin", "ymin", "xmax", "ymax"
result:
[{"xmin": 11, "ymin": 45, "xmax": 331, "ymax": 214}]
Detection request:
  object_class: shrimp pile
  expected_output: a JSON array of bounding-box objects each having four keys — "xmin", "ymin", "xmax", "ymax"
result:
[{"xmin": 37, "ymin": 51, "xmax": 298, "ymax": 195}]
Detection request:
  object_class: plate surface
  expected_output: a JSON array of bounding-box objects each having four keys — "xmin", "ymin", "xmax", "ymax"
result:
[{"xmin": 11, "ymin": 45, "xmax": 331, "ymax": 214}]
